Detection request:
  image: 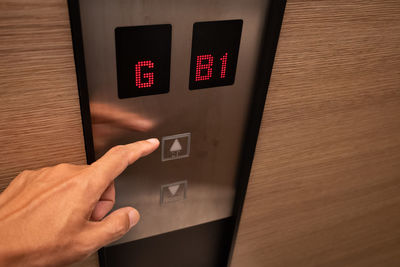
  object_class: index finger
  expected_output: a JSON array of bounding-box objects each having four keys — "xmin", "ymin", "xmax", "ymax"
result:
[{"xmin": 88, "ymin": 138, "xmax": 159, "ymax": 190}]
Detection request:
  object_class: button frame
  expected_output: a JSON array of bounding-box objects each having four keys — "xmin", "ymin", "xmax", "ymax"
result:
[
  {"xmin": 161, "ymin": 133, "xmax": 191, "ymax": 161},
  {"xmin": 160, "ymin": 180, "xmax": 188, "ymax": 205}
]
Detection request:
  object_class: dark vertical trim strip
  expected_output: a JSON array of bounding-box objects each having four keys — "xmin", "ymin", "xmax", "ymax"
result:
[
  {"xmin": 67, "ymin": 0, "xmax": 95, "ymax": 165},
  {"xmin": 67, "ymin": 1, "xmax": 105, "ymax": 265},
  {"xmin": 227, "ymin": 0, "xmax": 287, "ymax": 265}
]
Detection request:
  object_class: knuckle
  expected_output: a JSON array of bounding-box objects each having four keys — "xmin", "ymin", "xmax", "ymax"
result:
[
  {"xmin": 137, "ymin": 140, "xmax": 147, "ymax": 145},
  {"xmin": 67, "ymin": 174, "xmax": 84, "ymax": 189},
  {"xmin": 18, "ymin": 169, "xmax": 40, "ymax": 181},
  {"xmin": 55, "ymin": 163, "xmax": 73, "ymax": 170},
  {"xmin": 134, "ymin": 141, "xmax": 149, "ymax": 155},
  {"xmin": 110, "ymin": 145, "xmax": 127, "ymax": 155},
  {"xmin": 14, "ymin": 170, "xmax": 32, "ymax": 184},
  {"xmin": 19, "ymin": 169, "xmax": 33, "ymax": 177},
  {"xmin": 111, "ymin": 214, "xmax": 130, "ymax": 236},
  {"xmin": 138, "ymin": 140, "xmax": 150, "ymax": 147}
]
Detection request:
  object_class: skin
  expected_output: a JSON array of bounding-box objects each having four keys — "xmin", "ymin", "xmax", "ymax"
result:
[{"xmin": 0, "ymin": 138, "xmax": 160, "ymax": 267}]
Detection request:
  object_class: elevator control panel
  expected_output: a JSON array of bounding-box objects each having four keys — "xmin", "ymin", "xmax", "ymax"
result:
[{"xmin": 69, "ymin": 0, "xmax": 282, "ymax": 266}]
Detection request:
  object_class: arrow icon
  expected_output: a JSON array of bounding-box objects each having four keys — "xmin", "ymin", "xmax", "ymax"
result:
[
  {"xmin": 169, "ymin": 139, "xmax": 182, "ymax": 157},
  {"xmin": 168, "ymin": 185, "xmax": 180, "ymax": 196},
  {"xmin": 161, "ymin": 133, "xmax": 191, "ymax": 162}
]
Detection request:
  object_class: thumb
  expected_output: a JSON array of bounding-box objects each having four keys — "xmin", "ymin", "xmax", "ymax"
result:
[{"xmin": 91, "ymin": 207, "xmax": 140, "ymax": 247}]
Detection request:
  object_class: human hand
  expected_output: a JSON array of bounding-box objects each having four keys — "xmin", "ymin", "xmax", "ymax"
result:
[{"xmin": 0, "ymin": 139, "xmax": 159, "ymax": 267}]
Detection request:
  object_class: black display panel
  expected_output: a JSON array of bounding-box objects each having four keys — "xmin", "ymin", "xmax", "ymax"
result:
[
  {"xmin": 189, "ymin": 20, "xmax": 243, "ymax": 90},
  {"xmin": 115, "ymin": 24, "xmax": 171, "ymax": 98}
]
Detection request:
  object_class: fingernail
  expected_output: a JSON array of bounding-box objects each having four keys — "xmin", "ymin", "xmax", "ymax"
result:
[
  {"xmin": 128, "ymin": 209, "xmax": 139, "ymax": 228},
  {"xmin": 146, "ymin": 138, "xmax": 159, "ymax": 145}
]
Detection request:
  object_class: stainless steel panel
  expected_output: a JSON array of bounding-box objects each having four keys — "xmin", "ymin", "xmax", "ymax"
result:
[{"xmin": 79, "ymin": 0, "xmax": 270, "ymax": 245}]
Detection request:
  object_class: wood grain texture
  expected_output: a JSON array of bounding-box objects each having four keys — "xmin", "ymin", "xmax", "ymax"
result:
[
  {"xmin": 0, "ymin": 0, "xmax": 86, "ymax": 189},
  {"xmin": 231, "ymin": 0, "xmax": 400, "ymax": 266},
  {"xmin": 0, "ymin": 1, "xmax": 97, "ymax": 266}
]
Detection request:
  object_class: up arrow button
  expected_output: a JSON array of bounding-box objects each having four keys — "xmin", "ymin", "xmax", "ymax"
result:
[
  {"xmin": 161, "ymin": 133, "xmax": 191, "ymax": 161},
  {"xmin": 170, "ymin": 139, "xmax": 182, "ymax": 154}
]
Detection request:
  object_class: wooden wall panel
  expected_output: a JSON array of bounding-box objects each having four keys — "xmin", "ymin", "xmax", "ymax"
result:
[
  {"xmin": 0, "ymin": 0, "xmax": 86, "ymax": 190},
  {"xmin": 231, "ymin": 0, "xmax": 400, "ymax": 266},
  {"xmin": 0, "ymin": 1, "xmax": 97, "ymax": 266}
]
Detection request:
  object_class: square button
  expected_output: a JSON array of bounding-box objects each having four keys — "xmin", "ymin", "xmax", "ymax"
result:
[
  {"xmin": 160, "ymin": 181, "xmax": 187, "ymax": 205},
  {"xmin": 161, "ymin": 133, "xmax": 191, "ymax": 161}
]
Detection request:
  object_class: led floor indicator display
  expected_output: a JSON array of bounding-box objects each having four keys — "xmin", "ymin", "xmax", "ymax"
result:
[
  {"xmin": 189, "ymin": 20, "xmax": 243, "ymax": 90},
  {"xmin": 115, "ymin": 24, "xmax": 171, "ymax": 98}
]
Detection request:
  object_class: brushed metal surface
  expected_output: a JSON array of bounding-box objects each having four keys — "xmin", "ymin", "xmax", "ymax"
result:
[{"xmin": 78, "ymin": 0, "xmax": 270, "ymax": 244}]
